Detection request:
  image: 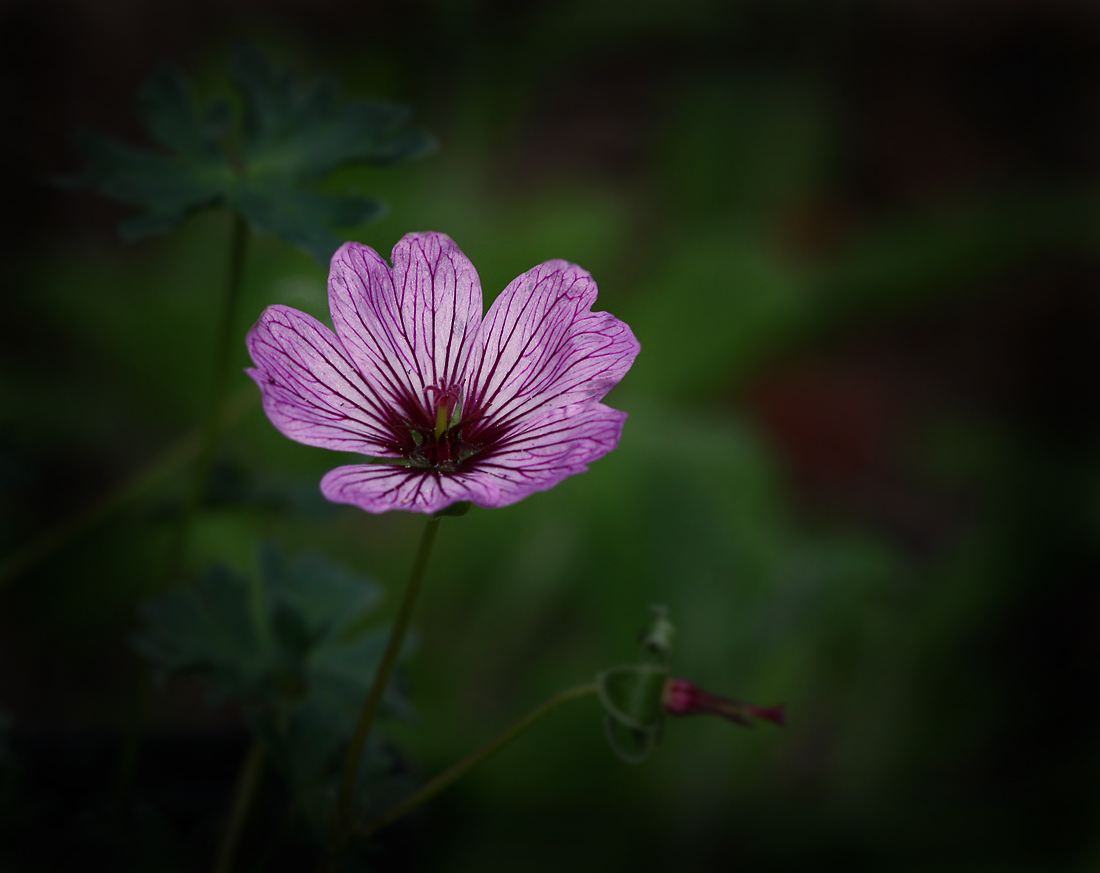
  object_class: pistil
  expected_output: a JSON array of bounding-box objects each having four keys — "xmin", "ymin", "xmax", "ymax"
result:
[
  {"xmin": 407, "ymin": 385, "xmax": 480, "ymax": 473},
  {"xmin": 434, "ymin": 404, "xmax": 448, "ymax": 438}
]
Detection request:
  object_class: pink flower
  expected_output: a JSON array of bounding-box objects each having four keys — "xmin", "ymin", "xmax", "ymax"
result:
[{"xmin": 247, "ymin": 232, "xmax": 640, "ymax": 514}]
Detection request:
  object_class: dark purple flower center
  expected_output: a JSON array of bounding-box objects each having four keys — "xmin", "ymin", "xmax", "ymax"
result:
[{"xmin": 387, "ymin": 383, "xmax": 493, "ymax": 474}]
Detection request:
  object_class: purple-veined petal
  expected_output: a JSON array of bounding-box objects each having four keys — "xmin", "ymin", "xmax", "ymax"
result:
[
  {"xmin": 463, "ymin": 401, "xmax": 628, "ymax": 507},
  {"xmin": 465, "ymin": 260, "xmax": 639, "ymax": 433},
  {"xmin": 328, "ymin": 234, "xmax": 483, "ymax": 425},
  {"xmin": 246, "ymin": 304, "xmax": 399, "ymax": 455},
  {"xmin": 321, "ymin": 464, "xmax": 479, "ymax": 515}
]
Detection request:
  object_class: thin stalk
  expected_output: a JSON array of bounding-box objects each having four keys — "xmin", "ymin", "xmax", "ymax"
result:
[
  {"xmin": 0, "ymin": 389, "xmax": 255, "ymax": 593},
  {"xmin": 108, "ymin": 214, "xmax": 250, "ymax": 817},
  {"xmin": 212, "ymin": 739, "xmax": 266, "ymax": 873},
  {"xmin": 165, "ymin": 212, "xmax": 250, "ymax": 583},
  {"xmin": 358, "ymin": 682, "xmax": 599, "ymax": 839},
  {"xmin": 328, "ymin": 516, "xmax": 442, "ymax": 860}
]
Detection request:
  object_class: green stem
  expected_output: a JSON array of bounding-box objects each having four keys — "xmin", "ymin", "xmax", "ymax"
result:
[
  {"xmin": 358, "ymin": 682, "xmax": 599, "ymax": 839},
  {"xmin": 0, "ymin": 389, "xmax": 256, "ymax": 593},
  {"xmin": 212, "ymin": 739, "xmax": 266, "ymax": 873},
  {"xmin": 165, "ymin": 212, "xmax": 250, "ymax": 583},
  {"xmin": 329, "ymin": 516, "xmax": 442, "ymax": 857}
]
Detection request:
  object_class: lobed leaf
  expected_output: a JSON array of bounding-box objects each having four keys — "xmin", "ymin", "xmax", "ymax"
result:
[
  {"xmin": 138, "ymin": 65, "xmax": 223, "ymax": 159},
  {"xmin": 229, "ymin": 45, "xmax": 435, "ymax": 180},
  {"xmin": 73, "ymin": 130, "xmax": 228, "ymax": 212},
  {"xmin": 134, "ymin": 545, "xmax": 412, "ymax": 825},
  {"xmin": 68, "ymin": 46, "xmax": 434, "ymax": 262},
  {"xmin": 229, "ymin": 180, "xmax": 386, "ymax": 264},
  {"xmin": 133, "ymin": 564, "xmax": 270, "ymax": 703}
]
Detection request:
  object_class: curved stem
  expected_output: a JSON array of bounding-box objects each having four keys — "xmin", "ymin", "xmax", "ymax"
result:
[
  {"xmin": 0, "ymin": 390, "xmax": 255, "ymax": 592},
  {"xmin": 359, "ymin": 682, "xmax": 599, "ymax": 839},
  {"xmin": 212, "ymin": 739, "xmax": 266, "ymax": 873},
  {"xmin": 329, "ymin": 516, "xmax": 442, "ymax": 856},
  {"xmin": 165, "ymin": 212, "xmax": 250, "ymax": 583}
]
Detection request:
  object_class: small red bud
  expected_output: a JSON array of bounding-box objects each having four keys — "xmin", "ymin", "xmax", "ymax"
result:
[
  {"xmin": 745, "ymin": 703, "xmax": 786, "ymax": 727},
  {"xmin": 663, "ymin": 678, "xmax": 785, "ymax": 728}
]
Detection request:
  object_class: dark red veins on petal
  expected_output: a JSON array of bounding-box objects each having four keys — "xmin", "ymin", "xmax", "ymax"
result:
[{"xmin": 381, "ymin": 382, "xmax": 515, "ymax": 475}]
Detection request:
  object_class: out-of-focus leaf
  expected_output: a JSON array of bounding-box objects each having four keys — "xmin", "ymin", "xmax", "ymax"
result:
[
  {"xmin": 254, "ymin": 701, "xmax": 414, "ymax": 836},
  {"xmin": 138, "ymin": 65, "xmax": 225, "ymax": 160},
  {"xmin": 68, "ymin": 47, "xmax": 434, "ymax": 262},
  {"xmin": 230, "ymin": 180, "xmax": 385, "ymax": 264},
  {"xmin": 355, "ymin": 126, "xmax": 437, "ymax": 166},
  {"xmin": 135, "ymin": 546, "xmax": 411, "ymax": 829},
  {"xmin": 134, "ymin": 564, "xmax": 270, "ymax": 704},
  {"xmin": 73, "ymin": 129, "xmax": 228, "ymax": 213},
  {"xmin": 200, "ymin": 460, "xmax": 340, "ymax": 519},
  {"xmin": 230, "ymin": 46, "xmax": 434, "ymax": 176},
  {"xmin": 260, "ymin": 545, "xmax": 382, "ymax": 641}
]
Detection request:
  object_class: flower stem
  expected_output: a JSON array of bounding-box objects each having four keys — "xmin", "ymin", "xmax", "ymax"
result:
[
  {"xmin": 357, "ymin": 682, "xmax": 599, "ymax": 839},
  {"xmin": 0, "ymin": 389, "xmax": 256, "ymax": 592},
  {"xmin": 329, "ymin": 516, "xmax": 442, "ymax": 857},
  {"xmin": 212, "ymin": 738, "xmax": 266, "ymax": 873},
  {"xmin": 165, "ymin": 211, "xmax": 250, "ymax": 583}
]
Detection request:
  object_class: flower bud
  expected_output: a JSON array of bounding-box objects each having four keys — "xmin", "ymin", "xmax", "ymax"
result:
[{"xmin": 663, "ymin": 678, "xmax": 786, "ymax": 728}]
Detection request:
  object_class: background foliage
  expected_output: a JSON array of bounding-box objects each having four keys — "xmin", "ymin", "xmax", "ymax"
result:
[{"xmin": 2, "ymin": 1, "xmax": 1099, "ymax": 870}]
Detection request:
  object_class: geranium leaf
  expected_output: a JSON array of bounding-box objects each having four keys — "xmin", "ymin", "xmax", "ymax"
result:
[
  {"xmin": 138, "ymin": 64, "xmax": 217, "ymax": 159},
  {"xmin": 229, "ymin": 45, "xmax": 436, "ymax": 181},
  {"xmin": 67, "ymin": 46, "xmax": 434, "ymax": 260},
  {"xmin": 74, "ymin": 129, "xmax": 228, "ymax": 211},
  {"xmin": 260, "ymin": 544, "xmax": 383, "ymax": 641},
  {"xmin": 135, "ymin": 546, "xmax": 412, "ymax": 832},
  {"xmin": 133, "ymin": 564, "xmax": 270, "ymax": 704},
  {"xmin": 229, "ymin": 179, "xmax": 385, "ymax": 263},
  {"xmin": 357, "ymin": 125, "xmax": 438, "ymax": 165}
]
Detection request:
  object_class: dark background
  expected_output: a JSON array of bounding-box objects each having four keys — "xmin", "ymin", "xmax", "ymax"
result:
[{"xmin": 2, "ymin": 0, "xmax": 1100, "ymax": 870}]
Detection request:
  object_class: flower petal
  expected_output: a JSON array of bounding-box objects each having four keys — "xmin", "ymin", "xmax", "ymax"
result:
[
  {"xmin": 465, "ymin": 260, "xmax": 639, "ymax": 432},
  {"xmin": 328, "ymin": 233, "xmax": 484, "ymax": 426},
  {"xmin": 320, "ymin": 402, "xmax": 624, "ymax": 513},
  {"xmin": 320, "ymin": 464, "xmax": 473, "ymax": 515},
  {"xmin": 246, "ymin": 304, "xmax": 397, "ymax": 455},
  {"xmin": 463, "ymin": 401, "xmax": 628, "ymax": 507}
]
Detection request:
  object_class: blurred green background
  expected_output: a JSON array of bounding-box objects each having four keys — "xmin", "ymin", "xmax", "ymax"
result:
[{"xmin": 2, "ymin": 1, "xmax": 1100, "ymax": 870}]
